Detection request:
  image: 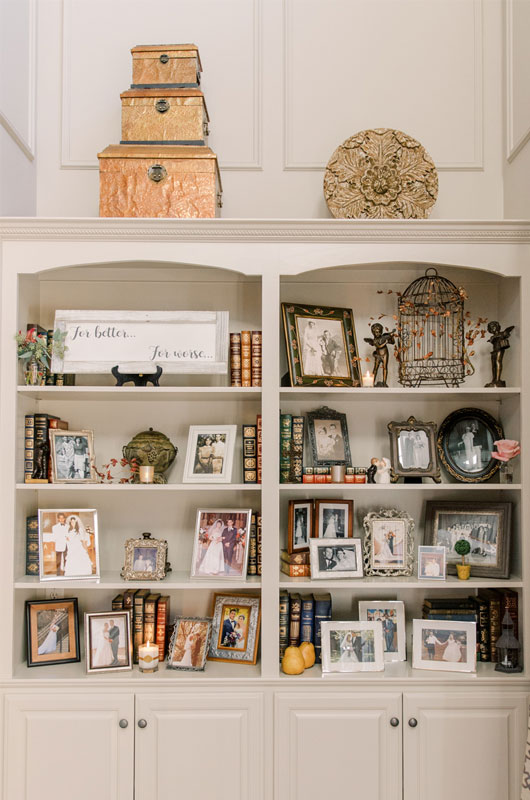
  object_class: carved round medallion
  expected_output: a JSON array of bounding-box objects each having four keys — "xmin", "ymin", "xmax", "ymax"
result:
[{"xmin": 323, "ymin": 128, "xmax": 438, "ymax": 219}]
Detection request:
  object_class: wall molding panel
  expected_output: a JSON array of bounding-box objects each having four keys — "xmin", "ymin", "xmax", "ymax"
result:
[
  {"xmin": 0, "ymin": 0, "xmax": 36, "ymax": 160},
  {"xmin": 505, "ymin": 0, "xmax": 530, "ymax": 162}
]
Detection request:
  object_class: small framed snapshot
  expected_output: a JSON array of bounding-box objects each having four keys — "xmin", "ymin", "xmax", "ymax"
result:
[
  {"xmin": 309, "ymin": 538, "xmax": 363, "ymax": 579},
  {"xmin": 49, "ymin": 430, "xmax": 97, "ymax": 483},
  {"xmin": 85, "ymin": 611, "xmax": 132, "ymax": 673},
  {"xmin": 191, "ymin": 509, "xmax": 252, "ymax": 579},
  {"xmin": 387, "ymin": 415, "xmax": 440, "ymax": 483},
  {"xmin": 321, "ymin": 621, "xmax": 384, "ymax": 673},
  {"xmin": 288, "ymin": 500, "xmax": 313, "ymax": 553},
  {"xmin": 38, "ymin": 509, "xmax": 99, "ymax": 581},
  {"xmin": 424, "ymin": 501, "xmax": 511, "ymax": 578},
  {"xmin": 25, "ymin": 598, "xmax": 80, "ymax": 668},
  {"xmin": 412, "ymin": 619, "xmax": 476, "ymax": 673},
  {"xmin": 418, "ymin": 545, "xmax": 446, "ymax": 581},
  {"xmin": 307, "ymin": 406, "xmax": 352, "ymax": 467},
  {"xmin": 121, "ymin": 532, "xmax": 169, "ymax": 581},
  {"xmin": 437, "ymin": 407, "xmax": 504, "ymax": 483},
  {"xmin": 208, "ymin": 593, "xmax": 261, "ymax": 665},
  {"xmin": 363, "ymin": 509, "xmax": 415, "ymax": 577},
  {"xmin": 358, "ymin": 600, "xmax": 406, "ymax": 662},
  {"xmin": 183, "ymin": 425, "xmax": 237, "ymax": 483},
  {"xmin": 314, "ymin": 499, "xmax": 354, "ymax": 539},
  {"xmin": 281, "ymin": 302, "xmax": 362, "ymax": 388},
  {"xmin": 167, "ymin": 617, "xmax": 212, "ymax": 672}
]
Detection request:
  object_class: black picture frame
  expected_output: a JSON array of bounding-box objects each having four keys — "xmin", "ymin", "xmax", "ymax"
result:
[
  {"xmin": 437, "ymin": 408, "xmax": 504, "ymax": 483},
  {"xmin": 25, "ymin": 597, "xmax": 80, "ymax": 668},
  {"xmin": 307, "ymin": 406, "xmax": 352, "ymax": 467},
  {"xmin": 387, "ymin": 415, "xmax": 440, "ymax": 482}
]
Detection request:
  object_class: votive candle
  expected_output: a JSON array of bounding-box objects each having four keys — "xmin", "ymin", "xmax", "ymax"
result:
[
  {"xmin": 362, "ymin": 370, "xmax": 375, "ymax": 387},
  {"xmin": 139, "ymin": 465, "xmax": 155, "ymax": 483},
  {"xmin": 138, "ymin": 640, "xmax": 159, "ymax": 673}
]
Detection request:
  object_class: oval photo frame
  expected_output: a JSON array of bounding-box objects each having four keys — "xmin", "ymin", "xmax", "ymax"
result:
[{"xmin": 437, "ymin": 408, "xmax": 504, "ymax": 483}]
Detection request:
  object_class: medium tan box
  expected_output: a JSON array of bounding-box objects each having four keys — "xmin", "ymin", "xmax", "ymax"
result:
[
  {"xmin": 98, "ymin": 144, "xmax": 222, "ymax": 218},
  {"xmin": 131, "ymin": 44, "xmax": 202, "ymax": 88},
  {"xmin": 120, "ymin": 89, "xmax": 209, "ymax": 145}
]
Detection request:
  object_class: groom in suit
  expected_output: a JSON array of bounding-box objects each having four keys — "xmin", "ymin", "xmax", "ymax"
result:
[
  {"xmin": 222, "ymin": 520, "xmax": 238, "ymax": 574},
  {"xmin": 108, "ymin": 620, "xmax": 120, "ymax": 666}
]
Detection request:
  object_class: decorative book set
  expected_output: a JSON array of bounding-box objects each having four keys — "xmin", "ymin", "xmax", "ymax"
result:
[
  {"xmin": 279, "ymin": 590, "xmax": 331, "ymax": 664},
  {"xmin": 229, "ymin": 331, "xmax": 262, "ymax": 387}
]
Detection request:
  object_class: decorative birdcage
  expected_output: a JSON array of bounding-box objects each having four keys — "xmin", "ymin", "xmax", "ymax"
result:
[{"xmin": 398, "ymin": 267, "xmax": 465, "ymax": 387}]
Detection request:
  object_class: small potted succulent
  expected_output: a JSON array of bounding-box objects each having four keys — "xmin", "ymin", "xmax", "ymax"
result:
[{"xmin": 454, "ymin": 539, "xmax": 471, "ymax": 580}]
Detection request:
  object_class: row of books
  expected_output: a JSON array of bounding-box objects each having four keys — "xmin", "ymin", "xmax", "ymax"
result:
[
  {"xmin": 24, "ymin": 413, "xmax": 69, "ymax": 483},
  {"xmin": 27, "ymin": 324, "xmax": 75, "ymax": 386},
  {"xmin": 422, "ymin": 590, "xmax": 518, "ymax": 662},
  {"xmin": 279, "ymin": 590, "xmax": 331, "ymax": 664},
  {"xmin": 242, "ymin": 416, "xmax": 262, "ymax": 484},
  {"xmin": 280, "ymin": 549, "xmax": 310, "ymax": 578},
  {"xmin": 247, "ymin": 513, "xmax": 262, "ymax": 577},
  {"xmin": 112, "ymin": 589, "xmax": 170, "ymax": 663},
  {"xmin": 229, "ymin": 330, "xmax": 262, "ymax": 387},
  {"xmin": 280, "ymin": 414, "xmax": 304, "ymax": 483}
]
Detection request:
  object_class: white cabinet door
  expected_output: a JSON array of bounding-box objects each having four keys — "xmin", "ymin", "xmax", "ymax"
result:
[
  {"xmin": 135, "ymin": 692, "xmax": 264, "ymax": 800},
  {"xmin": 275, "ymin": 692, "xmax": 402, "ymax": 800},
  {"xmin": 404, "ymin": 692, "xmax": 528, "ymax": 800},
  {"xmin": 4, "ymin": 692, "xmax": 134, "ymax": 800}
]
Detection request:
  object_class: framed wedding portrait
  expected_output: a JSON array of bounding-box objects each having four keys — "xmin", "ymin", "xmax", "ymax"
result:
[
  {"xmin": 387, "ymin": 416, "xmax": 440, "ymax": 482},
  {"xmin": 320, "ymin": 621, "xmax": 384, "ymax": 673},
  {"xmin": 288, "ymin": 500, "xmax": 313, "ymax": 553},
  {"xmin": 358, "ymin": 600, "xmax": 406, "ymax": 662},
  {"xmin": 26, "ymin": 598, "xmax": 80, "ymax": 668},
  {"xmin": 314, "ymin": 499, "xmax": 354, "ymax": 539},
  {"xmin": 412, "ymin": 619, "xmax": 476, "ymax": 673},
  {"xmin": 85, "ymin": 611, "xmax": 132, "ymax": 673},
  {"xmin": 208, "ymin": 593, "xmax": 261, "ymax": 665},
  {"xmin": 363, "ymin": 509, "xmax": 415, "ymax": 576},
  {"xmin": 307, "ymin": 406, "xmax": 352, "ymax": 467},
  {"xmin": 49, "ymin": 429, "xmax": 97, "ymax": 484},
  {"xmin": 38, "ymin": 509, "xmax": 99, "ymax": 582},
  {"xmin": 281, "ymin": 302, "xmax": 361, "ymax": 387},
  {"xmin": 183, "ymin": 425, "xmax": 237, "ymax": 483},
  {"xmin": 121, "ymin": 533, "xmax": 168, "ymax": 581},
  {"xmin": 418, "ymin": 545, "xmax": 446, "ymax": 580},
  {"xmin": 167, "ymin": 617, "xmax": 212, "ymax": 672},
  {"xmin": 191, "ymin": 509, "xmax": 252, "ymax": 579},
  {"xmin": 309, "ymin": 538, "xmax": 363, "ymax": 579},
  {"xmin": 437, "ymin": 407, "xmax": 504, "ymax": 483}
]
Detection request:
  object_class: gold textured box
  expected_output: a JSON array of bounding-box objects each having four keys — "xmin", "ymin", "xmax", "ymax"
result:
[
  {"xmin": 98, "ymin": 144, "xmax": 222, "ymax": 218},
  {"xmin": 131, "ymin": 44, "xmax": 202, "ymax": 88},
  {"xmin": 120, "ymin": 89, "xmax": 209, "ymax": 145}
]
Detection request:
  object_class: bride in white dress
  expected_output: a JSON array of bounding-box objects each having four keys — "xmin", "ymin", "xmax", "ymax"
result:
[
  {"xmin": 174, "ymin": 633, "xmax": 194, "ymax": 667},
  {"xmin": 198, "ymin": 519, "xmax": 225, "ymax": 575},
  {"xmin": 323, "ymin": 512, "xmax": 337, "ymax": 538},
  {"xmin": 38, "ymin": 615, "xmax": 59, "ymax": 655},
  {"xmin": 339, "ymin": 632, "xmax": 358, "ymax": 662},
  {"xmin": 93, "ymin": 622, "xmax": 113, "ymax": 667},
  {"xmin": 302, "ymin": 321, "xmax": 323, "ymax": 375},
  {"xmin": 442, "ymin": 633, "xmax": 462, "ymax": 662},
  {"xmin": 376, "ymin": 531, "xmax": 395, "ymax": 563},
  {"xmin": 64, "ymin": 515, "xmax": 93, "ymax": 577}
]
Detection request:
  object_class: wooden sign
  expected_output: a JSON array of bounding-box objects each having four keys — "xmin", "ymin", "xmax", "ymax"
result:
[{"xmin": 51, "ymin": 310, "xmax": 229, "ymax": 374}]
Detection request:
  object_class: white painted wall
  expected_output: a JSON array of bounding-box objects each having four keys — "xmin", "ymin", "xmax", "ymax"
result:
[{"xmin": 503, "ymin": 0, "xmax": 530, "ymax": 218}]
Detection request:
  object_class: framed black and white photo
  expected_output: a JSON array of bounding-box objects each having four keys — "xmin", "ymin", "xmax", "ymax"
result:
[
  {"xmin": 85, "ymin": 611, "xmax": 132, "ymax": 673},
  {"xmin": 121, "ymin": 532, "xmax": 169, "ymax": 581},
  {"xmin": 49, "ymin": 429, "xmax": 97, "ymax": 484},
  {"xmin": 281, "ymin": 302, "xmax": 361, "ymax": 387},
  {"xmin": 424, "ymin": 501, "xmax": 511, "ymax": 578},
  {"xmin": 321, "ymin": 621, "xmax": 384, "ymax": 673},
  {"xmin": 26, "ymin": 598, "xmax": 80, "ymax": 668},
  {"xmin": 167, "ymin": 617, "xmax": 212, "ymax": 671},
  {"xmin": 363, "ymin": 509, "xmax": 415, "ymax": 576},
  {"xmin": 38, "ymin": 509, "xmax": 99, "ymax": 581},
  {"xmin": 412, "ymin": 619, "xmax": 476, "ymax": 673},
  {"xmin": 191, "ymin": 509, "xmax": 252, "ymax": 579},
  {"xmin": 437, "ymin": 407, "xmax": 504, "ymax": 483},
  {"xmin": 418, "ymin": 545, "xmax": 446, "ymax": 580},
  {"xmin": 309, "ymin": 538, "xmax": 363, "ymax": 579},
  {"xmin": 314, "ymin": 499, "xmax": 353, "ymax": 539},
  {"xmin": 183, "ymin": 425, "xmax": 237, "ymax": 483},
  {"xmin": 387, "ymin": 416, "xmax": 440, "ymax": 482},
  {"xmin": 307, "ymin": 406, "xmax": 352, "ymax": 467},
  {"xmin": 208, "ymin": 593, "xmax": 261, "ymax": 665},
  {"xmin": 288, "ymin": 500, "xmax": 313, "ymax": 553},
  {"xmin": 358, "ymin": 600, "xmax": 406, "ymax": 662}
]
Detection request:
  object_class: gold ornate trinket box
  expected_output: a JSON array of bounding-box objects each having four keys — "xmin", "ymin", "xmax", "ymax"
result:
[{"xmin": 120, "ymin": 88, "xmax": 209, "ymax": 145}]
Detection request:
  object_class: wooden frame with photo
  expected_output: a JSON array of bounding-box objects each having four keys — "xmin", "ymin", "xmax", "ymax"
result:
[
  {"xmin": 314, "ymin": 499, "xmax": 354, "ymax": 539},
  {"xmin": 38, "ymin": 508, "xmax": 100, "ymax": 582},
  {"xmin": 309, "ymin": 537, "xmax": 363, "ymax": 579},
  {"xmin": 363, "ymin": 508, "xmax": 415, "ymax": 576},
  {"xmin": 208, "ymin": 593, "xmax": 261, "ymax": 665},
  {"xmin": 281, "ymin": 302, "xmax": 361, "ymax": 387},
  {"xmin": 49, "ymin": 429, "xmax": 97, "ymax": 484},
  {"xmin": 412, "ymin": 619, "xmax": 477, "ymax": 673},
  {"xmin": 166, "ymin": 617, "xmax": 213, "ymax": 672},
  {"xmin": 417, "ymin": 545, "xmax": 446, "ymax": 581},
  {"xmin": 387, "ymin": 415, "xmax": 440, "ymax": 483},
  {"xmin": 424, "ymin": 501, "xmax": 512, "ymax": 578},
  {"xmin": 121, "ymin": 532, "xmax": 169, "ymax": 581},
  {"xmin": 437, "ymin": 407, "xmax": 504, "ymax": 483},
  {"xmin": 26, "ymin": 598, "xmax": 80, "ymax": 668},
  {"xmin": 358, "ymin": 600, "xmax": 406, "ymax": 662},
  {"xmin": 85, "ymin": 611, "xmax": 133, "ymax": 674},
  {"xmin": 288, "ymin": 499, "xmax": 313, "ymax": 553},
  {"xmin": 307, "ymin": 406, "xmax": 352, "ymax": 468},
  {"xmin": 321, "ymin": 620, "xmax": 385, "ymax": 673},
  {"xmin": 190, "ymin": 509, "xmax": 252, "ymax": 580},
  {"xmin": 182, "ymin": 424, "xmax": 237, "ymax": 483}
]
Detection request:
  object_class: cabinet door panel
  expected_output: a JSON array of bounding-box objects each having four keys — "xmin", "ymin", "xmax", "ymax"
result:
[
  {"xmin": 275, "ymin": 692, "xmax": 402, "ymax": 800},
  {"xmin": 135, "ymin": 692, "xmax": 263, "ymax": 800},
  {"xmin": 4, "ymin": 692, "xmax": 134, "ymax": 800},
  {"xmin": 404, "ymin": 692, "xmax": 528, "ymax": 800}
]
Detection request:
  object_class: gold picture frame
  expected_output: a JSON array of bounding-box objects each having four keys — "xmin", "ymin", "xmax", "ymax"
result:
[{"xmin": 120, "ymin": 532, "xmax": 169, "ymax": 581}]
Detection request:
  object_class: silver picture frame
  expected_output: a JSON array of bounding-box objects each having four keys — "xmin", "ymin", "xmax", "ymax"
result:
[
  {"xmin": 121, "ymin": 532, "xmax": 169, "ymax": 581},
  {"xmin": 363, "ymin": 508, "xmax": 415, "ymax": 576},
  {"xmin": 85, "ymin": 610, "xmax": 133, "ymax": 673},
  {"xmin": 166, "ymin": 616, "xmax": 213, "ymax": 671}
]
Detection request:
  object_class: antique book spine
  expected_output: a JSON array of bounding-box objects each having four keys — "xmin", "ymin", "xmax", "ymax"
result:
[
  {"xmin": 156, "ymin": 596, "xmax": 170, "ymax": 662},
  {"xmin": 143, "ymin": 593, "xmax": 160, "ymax": 645},
  {"xmin": 280, "ymin": 549, "xmax": 310, "ymax": 566},
  {"xmin": 476, "ymin": 596, "xmax": 490, "ymax": 662},
  {"xmin": 133, "ymin": 589, "xmax": 150, "ymax": 663},
  {"xmin": 289, "ymin": 593, "xmax": 302, "ymax": 647},
  {"xmin": 48, "ymin": 418, "xmax": 69, "ymax": 481},
  {"xmin": 479, "ymin": 590, "xmax": 502, "ymax": 661},
  {"xmin": 247, "ymin": 513, "xmax": 257, "ymax": 576},
  {"xmin": 112, "ymin": 594, "xmax": 124, "ymax": 611},
  {"xmin": 279, "ymin": 589, "xmax": 290, "ymax": 660},
  {"xmin": 279, "ymin": 413, "xmax": 292, "ymax": 483},
  {"xmin": 251, "ymin": 330, "xmax": 262, "ymax": 386},
  {"xmin": 241, "ymin": 331, "xmax": 252, "ymax": 387},
  {"xmin": 300, "ymin": 594, "xmax": 314, "ymax": 643},
  {"xmin": 423, "ymin": 597, "xmax": 477, "ymax": 609},
  {"xmin": 280, "ymin": 562, "xmax": 311, "ymax": 578},
  {"xmin": 25, "ymin": 514, "xmax": 39, "ymax": 576},
  {"xmin": 423, "ymin": 611, "xmax": 477, "ymax": 622},
  {"xmin": 256, "ymin": 514, "xmax": 262, "ymax": 577},
  {"xmin": 45, "ymin": 329, "xmax": 55, "ymax": 385},
  {"xmin": 242, "ymin": 424, "xmax": 257, "ymax": 484},
  {"xmin": 24, "ymin": 414, "xmax": 35, "ymax": 483},
  {"xmin": 54, "ymin": 373, "xmax": 76, "ymax": 386},
  {"xmin": 256, "ymin": 414, "xmax": 262, "ymax": 484},
  {"xmin": 33, "ymin": 414, "xmax": 50, "ymax": 483},
  {"xmin": 289, "ymin": 416, "xmax": 304, "ymax": 484},
  {"xmin": 123, "ymin": 588, "xmax": 138, "ymax": 614},
  {"xmin": 229, "ymin": 332, "xmax": 242, "ymax": 387},
  {"xmin": 502, "ymin": 589, "xmax": 519, "ymax": 640},
  {"xmin": 302, "ymin": 467, "xmax": 314, "ymax": 484},
  {"xmin": 313, "ymin": 592, "xmax": 332, "ymax": 664}
]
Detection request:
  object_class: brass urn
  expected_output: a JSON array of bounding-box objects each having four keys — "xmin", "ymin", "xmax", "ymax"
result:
[{"xmin": 123, "ymin": 427, "xmax": 177, "ymax": 484}]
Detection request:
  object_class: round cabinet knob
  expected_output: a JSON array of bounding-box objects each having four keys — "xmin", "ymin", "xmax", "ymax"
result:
[
  {"xmin": 408, "ymin": 717, "xmax": 418, "ymax": 728},
  {"xmin": 138, "ymin": 719, "xmax": 147, "ymax": 729},
  {"xmin": 119, "ymin": 719, "xmax": 128, "ymax": 729},
  {"xmin": 389, "ymin": 717, "xmax": 400, "ymax": 728}
]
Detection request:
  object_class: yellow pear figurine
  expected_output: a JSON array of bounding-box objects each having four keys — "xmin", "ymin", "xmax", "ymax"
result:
[
  {"xmin": 281, "ymin": 645, "xmax": 306, "ymax": 675},
  {"xmin": 299, "ymin": 641, "xmax": 316, "ymax": 668}
]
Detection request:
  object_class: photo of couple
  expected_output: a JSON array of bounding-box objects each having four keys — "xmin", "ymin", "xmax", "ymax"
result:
[
  {"xmin": 218, "ymin": 605, "xmax": 250, "ymax": 651},
  {"xmin": 192, "ymin": 510, "xmax": 251, "ymax": 578},
  {"xmin": 168, "ymin": 618, "xmax": 211, "ymax": 671},
  {"xmin": 318, "ymin": 544, "xmax": 357, "ymax": 572},
  {"xmin": 365, "ymin": 609, "xmax": 397, "ymax": 653},
  {"xmin": 132, "ymin": 546, "xmax": 157, "ymax": 573},
  {"xmin": 37, "ymin": 607, "xmax": 71, "ymax": 656},
  {"xmin": 192, "ymin": 433, "xmax": 226, "ymax": 475},
  {"xmin": 26, "ymin": 598, "xmax": 80, "ymax": 668},
  {"xmin": 372, "ymin": 520, "xmax": 405, "ymax": 568},
  {"xmin": 314, "ymin": 421, "xmax": 346, "ymax": 461},
  {"xmin": 86, "ymin": 612, "xmax": 131, "ymax": 672},
  {"xmin": 39, "ymin": 509, "xmax": 98, "ymax": 580},
  {"xmin": 330, "ymin": 629, "xmax": 376, "ymax": 664},
  {"xmin": 297, "ymin": 317, "xmax": 349, "ymax": 378},
  {"xmin": 51, "ymin": 431, "xmax": 94, "ymax": 482},
  {"xmin": 422, "ymin": 629, "xmax": 467, "ymax": 663},
  {"xmin": 398, "ymin": 429, "xmax": 430, "ymax": 470}
]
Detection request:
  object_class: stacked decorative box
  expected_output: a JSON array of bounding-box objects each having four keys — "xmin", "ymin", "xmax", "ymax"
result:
[{"xmin": 98, "ymin": 44, "xmax": 222, "ymax": 218}]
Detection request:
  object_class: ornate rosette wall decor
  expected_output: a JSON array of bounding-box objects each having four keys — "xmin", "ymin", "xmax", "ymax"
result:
[{"xmin": 323, "ymin": 128, "xmax": 438, "ymax": 219}]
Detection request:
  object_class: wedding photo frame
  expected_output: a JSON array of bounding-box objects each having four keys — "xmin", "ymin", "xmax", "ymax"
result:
[
  {"xmin": 363, "ymin": 509, "xmax": 415, "ymax": 577},
  {"xmin": 26, "ymin": 598, "xmax": 80, "ymax": 668},
  {"xmin": 281, "ymin": 303, "xmax": 362, "ymax": 387},
  {"xmin": 309, "ymin": 538, "xmax": 363, "ymax": 579},
  {"xmin": 358, "ymin": 600, "xmax": 406, "ymax": 662},
  {"xmin": 121, "ymin": 532, "xmax": 169, "ymax": 581},
  {"xmin": 190, "ymin": 509, "xmax": 252, "ymax": 579},
  {"xmin": 412, "ymin": 619, "xmax": 477, "ymax": 673},
  {"xmin": 418, "ymin": 545, "xmax": 446, "ymax": 580},
  {"xmin": 208, "ymin": 593, "xmax": 261, "ymax": 665},
  {"xmin": 321, "ymin": 621, "xmax": 384, "ymax": 673},
  {"xmin": 307, "ymin": 406, "xmax": 352, "ymax": 467},
  {"xmin": 437, "ymin": 408, "xmax": 504, "ymax": 483},
  {"xmin": 183, "ymin": 425, "xmax": 237, "ymax": 483},
  {"xmin": 166, "ymin": 617, "xmax": 212, "ymax": 672},
  {"xmin": 314, "ymin": 499, "xmax": 354, "ymax": 539},
  {"xmin": 387, "ymin": 415, "xmax": 440, "ymax": 482},
  {"xmin": 49, "ymin": 429, "xmax": 97, "ymax": 484},
  {"xmin": 85, "ymin": 610, "xmax": 132, "ymax": 673},
  {"xmin": 288, "ymin": 500, "xmax": 313, "ymax": 553},
  {"xmin": 38, "ymin": 509, "xmax": 100, "ymax": 582}
]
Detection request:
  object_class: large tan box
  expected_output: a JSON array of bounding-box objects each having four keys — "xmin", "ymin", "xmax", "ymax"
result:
[
  {"xmin": 98, "ymin": 144, "xmax": 222, "ymax": 218},
  {"xmin": 131, "ymin": 44, "xmax": 202, "ymax": 88},
  {"xmin": 120, "ymin": 89, "xmax": 209, "ymax": 145}
]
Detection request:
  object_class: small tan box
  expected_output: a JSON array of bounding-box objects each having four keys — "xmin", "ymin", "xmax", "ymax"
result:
[
  {"xmin": 131, "ymin": 44, "xmax": 202, "ymax": 88},
  {"xmin": 120, "ymin": 89, "xmax": 209, "ymax": 145},
  {"xmin": 98, "ymin": 144, "xmax": 222, "ymax": 218}
]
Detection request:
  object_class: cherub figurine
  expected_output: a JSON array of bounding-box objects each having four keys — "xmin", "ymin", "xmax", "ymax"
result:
[
  {"xmin": 485, "ymin": 320, "xmax": 514, "ymax": 388},
  {"xmin": 364, "ymin": 323, "xmax": 396, "ymax": 387}
]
